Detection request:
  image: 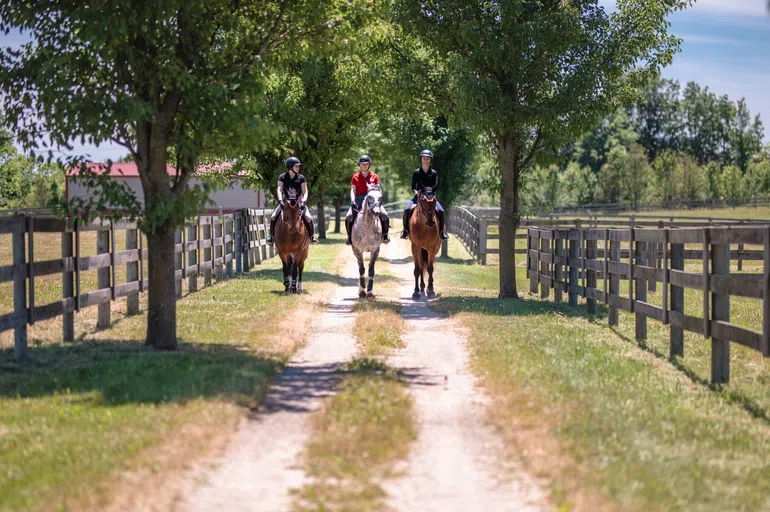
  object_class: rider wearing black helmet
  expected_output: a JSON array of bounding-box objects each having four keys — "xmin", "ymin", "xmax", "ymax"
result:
[
  {"xmin": 400, "ymin": 149, "xmax": 448, "ymax": 240},
  {"xmin": 345, "ymin": 154, "xmax": 390, "ymax": 245},
  {"xmin": 266, "ymin": 156, "xmax": 319, "ymax": 245}
]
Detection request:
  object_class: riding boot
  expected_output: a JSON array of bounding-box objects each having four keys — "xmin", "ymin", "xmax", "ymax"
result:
[
  {"xmin": 345, "ymin": 217, "xmax": 353, "ymax": 245},
  {"xmin": 381, "ymin": 215, "xmax": 390, "ymax": 243},
  {"xmin": 305, "ymin": 218, "xmax": 320, "ymax": 244},
  {"xmin": 400, "ymin": 210, "xmax": 411, "ymax": 239},
  {"xmin": 437, "ymin": 210, "xmax": 448, "ymax": 240},
  {"xmin": 267, "ymin": 216, "xmax": 279, "ymax": 244}
]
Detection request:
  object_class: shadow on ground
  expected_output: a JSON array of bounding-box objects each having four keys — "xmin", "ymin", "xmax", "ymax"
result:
[
  {"xmin": 0, "ymin": 339, "xmax": 285, "ymax": 410},
  {"xmin": 429, "ymin": 294, "xmax": 609, "ymax": 321}
]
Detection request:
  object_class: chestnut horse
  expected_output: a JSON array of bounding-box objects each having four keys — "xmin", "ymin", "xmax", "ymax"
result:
[
  {"xmin": 274, "ymin": 198, "xmax": 309, "ymax": 293},
  {"xmin": 408, "ymin": 187, "xmax": 442, "ymax": 300}
]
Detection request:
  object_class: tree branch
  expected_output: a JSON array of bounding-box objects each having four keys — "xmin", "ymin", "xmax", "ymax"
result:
[{"xmin": 520, "ymin": 127, "xmax": 544, "ymax": 170}]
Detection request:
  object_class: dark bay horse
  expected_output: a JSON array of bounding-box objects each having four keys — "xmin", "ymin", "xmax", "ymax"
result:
[
  {"xmin": 408, "ymin": 187, "xmax": 442, "ymax": 300},
  {"xmin": 351, "ymin": 184, "xmax": 384, "ymax": 298},
  {"xmin": 274, "ymin": 198, "xmax": 309, "ymax": 293}
]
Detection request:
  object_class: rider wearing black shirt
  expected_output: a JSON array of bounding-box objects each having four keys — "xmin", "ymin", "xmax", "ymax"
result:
[
  {"xmin": 400, "ymin": 150, "xmax": 448, "ymax": 240},
  {"xmin": 267, "ymin": 156, "xmax": 319, "ymax": 244}
]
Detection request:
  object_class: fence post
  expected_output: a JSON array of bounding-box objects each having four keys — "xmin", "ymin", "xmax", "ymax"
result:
[
  {"xmin": 226, "ymin": 214, "xmax": 234, "ymax": 277},
  {"xmin": 62, "ymin": 224, "xmax": 75, "ymax": 341},
  {"xmin": 478, "ymin": 219, "xmax": 487, "ymax": 265},
  {"xmin": 738, "ymin": 220, "xmax": 744, "ymax": 271},
  {"xmin": 188, "ymin": 223, "xmax": 198, "ymax": 292},
  {"xmin": 586, "ymin": 237, "xmax": 597, "ymax": 315},
  {"xmin": 635, "ymin": 239, "xmax": 647, "ymax": 340},
  {"xmin": 554, "ymin": 234, "xmax": 563, "ymax": 303},
  {"xmin": 175, "ymin": 229, "xmax": 183, "ymax": 298},
  {"xmin": 126, "ymin": 226, "xmax": 140, "ymax": 315},
  {"xmin": 670, "ymin": 237, "xmax": 684, "ymax": 357},
  {"xmin": 203, "ymin": 217, "xmax": 212, "ymax": 287},
  {"xmin": 711, "ymin": 240, "xmax": 730, "ymax": 384},
  {"xmin": 568, "ymin": 231, "xmax": 578, "ymax": 307},
  {"xmin": 97, "ymin": 228, "xmax": 110, "ymax": 329},
  {"xmin": 265, "ymin": 211, "xmax": 274, "ymax": 259},
  {"xmin": 441, "ymin": 210, "xmax": 450, "ymax": 258},
  {"xmin": 609, "ymin": 236, "xmax": 620, "ymax": 326},
  {"xmin": 12, "ymin": 219, "xmax": 27, "ymax": 361},
  {"xmin": 235, "ymin": 213, "xmax": 242, "ymax": 274},
  {"xmin": 540, "ymin": 233, "xmax": 549, "ymax": 299},
  {"xmin": 529, "ymin": 230, "xmax": 538, "ymax": 294}
]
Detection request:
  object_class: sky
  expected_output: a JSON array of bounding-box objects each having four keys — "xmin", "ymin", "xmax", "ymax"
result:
[{"xmin": 3, "ymin": 1, "xmax": 770, "ymax": 161}]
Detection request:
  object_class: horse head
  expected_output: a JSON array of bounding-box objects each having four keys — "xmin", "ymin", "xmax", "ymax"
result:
[
  {"xmin": 364, "ymin": 184, "xmax": 383, "ymax": 216},
  {"xmin": 419, "ymin": 187, "xmax": 437, "ymax": 228},
  {"xmin": 282, "ymin": 198, "xmax": 303, "ymax": 235}
]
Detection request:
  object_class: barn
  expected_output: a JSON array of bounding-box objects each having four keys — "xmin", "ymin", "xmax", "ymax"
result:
[{"xmin": 66, "ymin": 162, "xmax": 267, "ymax": 211}]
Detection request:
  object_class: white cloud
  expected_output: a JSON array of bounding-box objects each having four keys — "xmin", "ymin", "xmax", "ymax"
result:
[
  {"xmin": 680, "ymin": 34, "xmax": 745, "ymax": 45},
  {"xmin": 689, "ymin": 0, "xmax": 768, "ymax": 17}
]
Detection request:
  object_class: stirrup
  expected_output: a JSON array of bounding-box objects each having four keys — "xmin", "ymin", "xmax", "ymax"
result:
[
  {"xmin": 310, "ymin": 236, "xmax": 320, "ymax": 244},
  {"xmin": 400, "ymin": 230, "xmax": 409, "ymax": 239},
  {"xmin": 266, "ymin": 235, "xmax": 274, "ymax": 245},
  {"xmin": 346, "ymin": 237, "xmax": 352, "ymax": 246},
  {"xmin": 440, "ymin": 231, "xmax": 449, "ymax": 241},
  {"xmin": 382, "ymin": 234, "xmax": 390, "ymax": 244}
]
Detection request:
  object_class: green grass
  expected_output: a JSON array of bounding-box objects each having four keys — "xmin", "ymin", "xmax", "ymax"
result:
[
  {"xmin": 293, "ymin": 359, "xmax": 415, "ymax": 512},
  {"xmin": 428, "ymin": 236, "xmax": 770, "ymax": 511},
  {"xmin": 0, "ymin": 233, "xmax": 347, "ymax": 511}
]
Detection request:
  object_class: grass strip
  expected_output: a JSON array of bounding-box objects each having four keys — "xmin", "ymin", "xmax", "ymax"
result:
[
  {"xmin": 293, "ymin": 359, "xmax": 415, "ymax": 512},
  {"xmin": 351, "ymin": 300, "xmax": 405, "ymax": 357}
]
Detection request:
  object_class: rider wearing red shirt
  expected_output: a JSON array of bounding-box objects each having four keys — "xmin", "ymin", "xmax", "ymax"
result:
[{"xmin": 345, "ymin": 155, "xmax": 390, "ymax": 245}]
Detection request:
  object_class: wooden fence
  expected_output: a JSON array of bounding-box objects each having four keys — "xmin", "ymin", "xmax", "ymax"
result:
[
  {"xmin": 526, "ymin": 225, "xmax": 770, "ymax": 384},
  {"xmin": 1, "ymin": 207, "xmax": 331, "ymax": 361},
  {"xmin": 448, "ymin": 206, "xmax": 765, "ymax": 266}
]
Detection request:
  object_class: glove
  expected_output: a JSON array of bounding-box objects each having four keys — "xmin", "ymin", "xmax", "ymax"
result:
[
  {"xmin": 350, "ymin": 202, "xmax": 358, "ymax": 210},
  {"xmin": 300, "ymin": 201, "xmax": 306, "ymax": 210}
]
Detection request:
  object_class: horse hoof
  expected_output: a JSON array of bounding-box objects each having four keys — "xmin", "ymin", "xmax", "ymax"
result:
[
  {"xmin": 427, "ymin": 290, "xmax": 436, "ymax": 299},
  {"xmin": 367, "ymin": 292, "xmax": 374, "ymax": 298},
  {"xmin": 359, "ymin": 291, "xmax": 367, "ymax": 299},
  {"xmin": 412, "ymin": 292, "xmax": 420, "ymax": 300},
  {"xmin": 289, "ymin": 287, "xmax": 297, "ymax": 294}
]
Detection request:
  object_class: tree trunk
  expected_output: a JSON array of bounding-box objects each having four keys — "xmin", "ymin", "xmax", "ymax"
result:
[
  {"xmin": 498, "ymin": 129, "xmax": 520, "ymax": 298},
  {"xmin": 334, "ymin": 194, "xmax": 342, "ymax": 234},
  {"xmin": 145, "ymin": 227, "xmax": 177, "ymax": 349}
]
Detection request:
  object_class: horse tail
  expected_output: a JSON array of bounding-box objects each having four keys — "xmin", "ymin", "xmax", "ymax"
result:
[{"xmin": 421, "ymin": 248, "xmax": 428, "ymax": 265}]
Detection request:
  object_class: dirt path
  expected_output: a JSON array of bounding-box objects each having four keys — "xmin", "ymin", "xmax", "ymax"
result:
[
  {"xmin": 177, "ymin": 252, "xmax": 361, "ymax": 512},
  {"xmin": 382, "ymin": 238, "xmax": 547, "ymax": 512}
]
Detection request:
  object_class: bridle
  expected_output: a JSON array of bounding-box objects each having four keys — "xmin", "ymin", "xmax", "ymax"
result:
[
  {"xmin": 281, "ymin": 199, "xmax": 303, "ymax": 235},
  {"xmin": 418, "ymin": 191, "xmax": 436, "ymax": 228}
]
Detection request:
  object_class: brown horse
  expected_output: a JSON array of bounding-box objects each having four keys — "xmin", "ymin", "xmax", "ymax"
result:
[
  {"xmin": 274, "ymin": 198, "xmax": 309, "ymax": 293},
  {"xmin": 408, "ymin": 187, "xmax": 442, "ymax": 300}
]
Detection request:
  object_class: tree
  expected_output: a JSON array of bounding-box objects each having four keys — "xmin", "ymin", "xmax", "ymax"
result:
[
  {"xmin": 622, "ymin": 144, "xmax": 652, "ymax": 209},
  {"xmin": 730, "ymin": 98, "xmax": 764, "ymax": 173},
  {"xmin": 599, "ymin": 146, "xmax": 627, "ymax": 204},
  {"xmin": 652, "ymin": 150, "xmax": 680, "ymax": 203},
  {"xmin": 0, "ymin": 1, "xmax": 367, "ymax": 349},
  {"xmin": 559, "ymin": 162, "xmax": 597, "ymax": 206},
  {"xmin": 395, "ymin": 0, "xmax": 687, "ymax": 297},
  {"xmin": 629, "ymin": 77, "xmax": 682, "ymax": 160},
  {"xmin": 573, "ymin": 109, "xmax": 638, "ymax": 175},
  {"xmin": 0, "ymin": 129, "xmax": 33, "ymax": 208},
  {"xmin": 719, "ymin": 165, "xmax": 743, "ymax": 200}
]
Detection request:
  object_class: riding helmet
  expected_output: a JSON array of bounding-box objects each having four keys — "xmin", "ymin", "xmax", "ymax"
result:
[
  {"xmin": 285, "ymin": 156, "xmax": 301, "ymax": 169},
  {"xmin": 358, "ymin": 154, "xmax": 371, "ymax": 164},
  {"xmin": 420, "ymin": 149, "xmax": 433, "ymax": 159}
]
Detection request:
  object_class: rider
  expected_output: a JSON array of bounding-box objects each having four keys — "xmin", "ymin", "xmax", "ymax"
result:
[
  {"xmin": 400, "ymin": 149, "xmax": 448, "ymax": 241},
  {"xmin": 267, "ymin": 156, "xmax": 319, "ymax": 245},
  {"xmin": 345, "ymin": 154, "xmax": 390, "ymax": 245}
]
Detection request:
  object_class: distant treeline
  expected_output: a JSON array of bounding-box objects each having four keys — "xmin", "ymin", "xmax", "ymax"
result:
[{"xmin": 523, "ymin": 77, "xmax": 768, "ymax": 211}]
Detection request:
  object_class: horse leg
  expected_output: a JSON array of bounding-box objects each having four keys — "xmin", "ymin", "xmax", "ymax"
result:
[
  {"xmin": 355, "ymin": 249, "xmax": 366, "ymax": 298},
  {"xmin": 420, "ymin": 249, "xmax": 427, "ymax": 294},
  {"xmin": 427, "ymin": 254, "xmax": 436, "ymax": 299},
  {"xmin": 297, "ymin": 259, "xmax": 304, "ymax": 294},
  {"xmin": 289, "ymin": 256, "xmax": 297, "ymax": 293},
  {"xmin": 367, "ymin": 247, "xmax": 379, "ymax": 298},
  {"xmin": 282, "ymin": 260, "xmax": 290, "ymax": 293}
]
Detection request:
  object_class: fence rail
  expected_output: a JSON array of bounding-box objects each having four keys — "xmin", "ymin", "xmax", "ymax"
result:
[
  {"xmin": 448, "ymin": 206, "xmax": 766, "ymax": 265},
  {"xmin": 1, "ymin": 207, "xmax": 331, "ymax": 360},
  {"xmin": 526, "ymin": 225, "xmax": 770, "ymax": 384}
]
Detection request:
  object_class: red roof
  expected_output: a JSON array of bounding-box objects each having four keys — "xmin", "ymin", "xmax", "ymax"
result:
[
  {"xmin": 67, "ymin": 162, "xmax": 177, "ymax": 177},
  {"xmin": 67, "ymin": 162, "xmax": 245, "ymax": 177}
]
